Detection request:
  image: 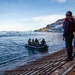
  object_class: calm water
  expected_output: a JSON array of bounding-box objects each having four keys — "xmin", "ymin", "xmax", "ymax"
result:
[{"xmin": 0, "ymin": 31, "xmax": 65, "ymax": 71}]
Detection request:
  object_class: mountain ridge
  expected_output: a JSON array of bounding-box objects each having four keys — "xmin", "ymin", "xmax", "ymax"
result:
[{"xmin": 34, "ymin": 16, "xmax": 75, "ymax": 32}]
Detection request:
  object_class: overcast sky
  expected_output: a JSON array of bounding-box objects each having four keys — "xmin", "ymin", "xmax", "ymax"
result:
[{"xmin": 0, "ymin": 0, "xmax": 75, "ymax": 31}]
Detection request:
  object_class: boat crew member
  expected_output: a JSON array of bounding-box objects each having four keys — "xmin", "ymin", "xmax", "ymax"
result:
[
  {"xmin": 32, "ymin": 39, "xmax": 35, "ymax": 46},
  {"xmin": 28, "ymin": 38, "xmax": 32, "ymax": 45},
  {"xmin": 35, "ymin": 38, "xmax": 39, "ymax": 46},
  {"xmin": 40, "ymin": 39, "xmax": 46, "ymax": 45}
]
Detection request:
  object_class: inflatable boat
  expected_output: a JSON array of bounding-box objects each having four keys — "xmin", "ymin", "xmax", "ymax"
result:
[{"xmin": 25, "ymin": 44, "xmax": 48, "ymax": 49}]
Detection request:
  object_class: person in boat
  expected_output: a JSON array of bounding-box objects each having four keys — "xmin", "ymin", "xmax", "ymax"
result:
[
  {"xmin": 40, "ymin": 39, "xmax": 46, "ymax": 46},
  {"xmin": 28, "ymin": 38, "xmax": 32, "ymax": 45},
  {"xmin": 31, "ymin": 39, "xmax": 35, "ymax": 46},
  {"xmin": 34, "ymin": 38, "xmax": 39, "ymax": 46}
]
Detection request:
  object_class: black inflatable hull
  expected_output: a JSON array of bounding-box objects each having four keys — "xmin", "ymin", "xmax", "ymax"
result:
[{"xmin": 25, "ymin": 44, "xmax": 48, "ymax": 49}]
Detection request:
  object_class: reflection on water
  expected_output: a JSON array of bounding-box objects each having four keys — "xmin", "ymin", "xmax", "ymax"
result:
[{"xmin": 27, "ymin": 48, "xmax": 48, "ymax": 55}]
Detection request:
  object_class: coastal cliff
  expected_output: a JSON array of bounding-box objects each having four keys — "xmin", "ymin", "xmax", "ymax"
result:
[{"xmin": 34, "ymin": 16, "xmax": 75, "ymax": 32}]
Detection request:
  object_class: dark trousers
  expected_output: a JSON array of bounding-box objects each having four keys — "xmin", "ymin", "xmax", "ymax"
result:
[
  {"xmin": 74, "ymin": 37, "xmax": 75, "ymax": 47},
  {"xmin": 65, "ymin": 36, "xmax": 73, "ymax": 58}
]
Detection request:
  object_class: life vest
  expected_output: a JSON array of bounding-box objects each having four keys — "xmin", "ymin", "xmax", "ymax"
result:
[{"xmin": 62, "ymin": 16, "xmax": 75, "ymax": 32}]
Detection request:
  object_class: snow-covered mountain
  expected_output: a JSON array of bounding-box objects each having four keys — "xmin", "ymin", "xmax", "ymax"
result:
[
  {"xmin": 34, "ymin": 19, "xmax": 64, "ymax": 32},
  {"xmin": 46, "ymin": 19, "xmax": 64, "ymax": 32},
  {"xmin": 34, "ymin": 16, "xmax": 75, "ymax": 32}
]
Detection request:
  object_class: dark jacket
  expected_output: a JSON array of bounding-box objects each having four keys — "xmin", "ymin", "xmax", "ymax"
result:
[{"xmin": 63, "ymin": 17, "xmax": 75, "ymax": 38}]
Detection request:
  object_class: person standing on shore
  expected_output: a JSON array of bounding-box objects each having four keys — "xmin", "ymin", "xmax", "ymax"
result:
[{"xmin": 62, "ymin": 11, "xmax": 75, "ymax": 62}]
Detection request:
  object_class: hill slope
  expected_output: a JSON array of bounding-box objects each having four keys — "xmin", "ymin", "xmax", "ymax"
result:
[{"xmin": 34, "ymin": 16, "xmax": 75, "ymax": 32}]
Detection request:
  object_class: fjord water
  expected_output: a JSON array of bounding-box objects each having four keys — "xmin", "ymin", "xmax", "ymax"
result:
[{"xmin": 0, "ymin": 31, "xmax": 65, "ymax": 71}]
